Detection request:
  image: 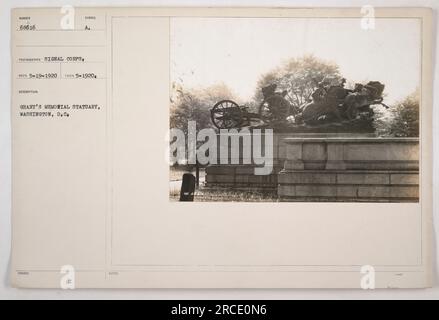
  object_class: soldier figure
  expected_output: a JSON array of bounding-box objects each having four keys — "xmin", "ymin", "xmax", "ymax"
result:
[{"xmin": 260, "ymin": 84, "xmax": 291, "ymax": 123}]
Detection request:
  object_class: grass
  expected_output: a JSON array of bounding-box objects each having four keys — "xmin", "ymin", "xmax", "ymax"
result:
[
  {"xmin": 169, "ymin": 165, "xmax": 277, "ymax": 202},
  {"xmin": 170, "ymin": 187, "xmax": 278, "ymax": 202}
]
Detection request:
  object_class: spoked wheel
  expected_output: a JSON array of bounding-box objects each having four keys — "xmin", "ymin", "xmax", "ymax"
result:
[
  {"xmin": 258, "ymin": 95, "xmax": 291, "ymax": 124},
  {"xmin": 210, "ymin": 100, "xmax": 243, "ymax": 129}
]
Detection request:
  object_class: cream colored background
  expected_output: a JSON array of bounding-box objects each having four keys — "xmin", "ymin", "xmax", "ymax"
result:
[{"xmin": 1, "ymin": 0, "xmax": 438, "ymax": 298}]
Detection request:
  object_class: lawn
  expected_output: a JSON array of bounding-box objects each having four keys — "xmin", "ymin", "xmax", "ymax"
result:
[{"xmin": 170, "ymin": 187, "xmax": 278, "ymax": 202}]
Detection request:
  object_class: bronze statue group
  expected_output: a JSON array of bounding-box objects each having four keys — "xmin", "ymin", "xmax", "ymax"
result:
[{"xmin": 260, "ymin": 78, "xmax": 388, "ymax": 127}]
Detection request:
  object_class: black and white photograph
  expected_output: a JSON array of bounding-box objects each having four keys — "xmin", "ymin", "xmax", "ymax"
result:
[{"xmin": 169, "ymin": 17, "xmax": 420, "ymax": 202}]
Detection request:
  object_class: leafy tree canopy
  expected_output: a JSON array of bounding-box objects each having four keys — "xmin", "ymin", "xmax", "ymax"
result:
[
  {"xmin": 254, "ymin": 54, "xmax": 342, "ymax": 109},
  {"xmin": 170, "ymin": 82, "xmax": 238, "ymax": 132}
]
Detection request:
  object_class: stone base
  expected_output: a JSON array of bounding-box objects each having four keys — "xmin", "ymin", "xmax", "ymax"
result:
[
  {"xmin": 204, "ymin": 135, "xmax": 419, "ymax": 202},
  {"xmin": 278, "ymin": 170, "xmax": 419, "ymax": 202},
  {"xmin": 205, "ymin": 164, "xmax": 281, "ymax": 190}
]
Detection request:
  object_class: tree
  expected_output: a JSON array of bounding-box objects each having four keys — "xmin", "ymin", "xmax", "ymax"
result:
[
  {"xmin": 373, "ymin": 90, "xmax": 419, "ymax": 137},
  {"xmin": 254, "ymin": 54, "xmax": 342, "ymax": 110},
  {"xmin": 170, "ymin": 82, "xmax": 238, "ymax": 133},
  {"xmin": 387, "ymin": 91, "xmax": 420, "ymax": 137}
]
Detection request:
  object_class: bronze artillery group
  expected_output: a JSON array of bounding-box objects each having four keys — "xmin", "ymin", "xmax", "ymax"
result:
[{"xmin": 210, "ymin": 79, "xmax": 388, "ymax": 129}]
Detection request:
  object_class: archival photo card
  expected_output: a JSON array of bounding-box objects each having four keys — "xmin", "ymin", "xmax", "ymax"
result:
[{"xmin": 10, "ymin": 7, "xmax": 433, "ymax": 289}]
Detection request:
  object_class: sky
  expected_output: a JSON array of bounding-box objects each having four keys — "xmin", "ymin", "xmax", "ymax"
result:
[{"xmin": 170, "ymin": 17, "xmax": 421, "ymax": 105}]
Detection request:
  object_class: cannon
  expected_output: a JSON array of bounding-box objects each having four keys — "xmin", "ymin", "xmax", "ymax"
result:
[
  {"xmin": 210, "ymin": 100, "xmax": 260, "ymax": 129},
  {"xmin": 210, "ymin": 84, "xmax": 293, "ymax": 129}
]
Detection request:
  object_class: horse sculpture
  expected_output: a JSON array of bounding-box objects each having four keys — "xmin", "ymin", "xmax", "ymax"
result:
[
  {"xmin": 343, "ymin": 81, "xmax": 387, "ymax": 120},
  {"xmin": 296, "ymin": 81, "xmax": 388, "ymax": 125}
]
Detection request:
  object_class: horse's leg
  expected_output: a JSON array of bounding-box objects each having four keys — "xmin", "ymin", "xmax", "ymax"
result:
[
  {"xmin": 332, "ymin": 107, "xmax": 344, "ymax": 123},
  {"xmin": 326, "ymin": 100, "xmax": 344, "ymax": 123},
  {"xmin": 345, "ymin": 102, "xmax": 358, "ymax": 120}
]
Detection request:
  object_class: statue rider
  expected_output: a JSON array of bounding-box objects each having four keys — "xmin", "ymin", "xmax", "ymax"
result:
[
  {"xmin": 312, "ymin": 80, "xmax": 328, "ymax": 102},
  {"xmin": 260, "ymin": 83, "xmax": 291, "ymax": 122}
]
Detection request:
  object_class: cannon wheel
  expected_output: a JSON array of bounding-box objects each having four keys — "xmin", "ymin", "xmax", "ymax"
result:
[{"xmin": 211, "ymin": 100, "xmax": 243, "ymax": 129}]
